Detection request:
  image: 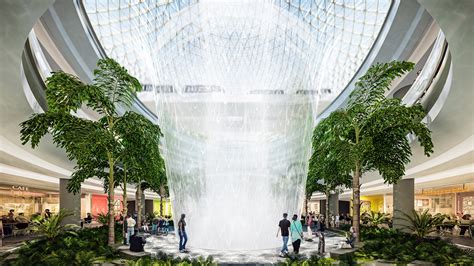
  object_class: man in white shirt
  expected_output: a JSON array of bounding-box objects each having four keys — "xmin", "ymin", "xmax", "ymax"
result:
[{"xmin": 126, "ymin": 214, "xmax": 136, "ymax": 245}]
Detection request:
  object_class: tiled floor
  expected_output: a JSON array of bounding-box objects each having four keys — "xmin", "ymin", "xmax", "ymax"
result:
[
  {"xmin": 441, "ymin": 235, "xmax": 474, "ymax": 249},
  {"xmin": 144, "ymin": 231, "xmax": 346, "ymax": 264},
  {"xmin": 0, "ymin": 235, "xmax": 36, "ymax": 255}
]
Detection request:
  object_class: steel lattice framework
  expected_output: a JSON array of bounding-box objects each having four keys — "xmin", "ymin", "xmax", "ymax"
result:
[{"xmin": 84, "ymin": 0, "xmax": 390, "ymax": 99}]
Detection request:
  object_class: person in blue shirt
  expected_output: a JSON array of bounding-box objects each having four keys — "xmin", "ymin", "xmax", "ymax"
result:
[{"xmin": 290, "ymin": 214, "xmax": 303, "ymax": 254}]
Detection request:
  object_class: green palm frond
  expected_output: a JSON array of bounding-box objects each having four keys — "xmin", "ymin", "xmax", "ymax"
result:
[
  {"xmin": 398, "ymin": 209, "xmax": 444, "ymax": 238},
  {"xmin": 362, "ymin": 211, "xmax": 388, "ymax": 226},
  {"xmin": 31, "ymin": 209, "xmax": 79, "ymax": 241},
  {"xmin": 93, "ymin": 58, "xmax": 142, "ymax": 113}
]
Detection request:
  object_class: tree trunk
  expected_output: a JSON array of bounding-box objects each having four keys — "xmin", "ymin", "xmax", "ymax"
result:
[
  {"xmin": 122, "ymin": 168, "xmax": 127, "ymax": 243},
  {"xmin": 160, "ymin": 197, "xmax": 163, "ymax": 217},
  {"xmin": 107, "ymin": 157, "xmax": 115, "ymax": 246},
  {"xmin": 159, "ymin": 185, "xmax": 165, "ymax": 217},
  {"xmin": 353, "ymin": 163, "xmax": 361, "ymax": 242},
  {"xmin": 325, "ymin": 191, "xmax": 330, "ymax": 228},
  {"xmin": 137, "ymin": 182, "xmax": 142, "ymax": 228},
  {"xmin": 353, "ymin": 127, "xmax": 361, "ymax": 242}
]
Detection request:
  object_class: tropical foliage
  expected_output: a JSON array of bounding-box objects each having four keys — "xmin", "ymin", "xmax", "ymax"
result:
[
  {"xmin": 309, "ymin": 61, "xmax": 434, "ymax": 239},
  {"xmin": 398, "ymin": 209, "xmax": 446, "ymax": 238},
  {"xmin": 134, "ymin": 156, "xmax": 167, "ymax": 226},
  {"xmin": 307, "ymin": 118, "xmax": 352, "ymax": 225},
  {"xmin": 3, "ymin": 225, "xmax": 122, "ymax": 266},
  {"xmin": 126, "ymin": 255, "xmax": 216, "ymax": 266},
  {"xmin": 30, "ymin": 209, "xmax": 79, "ymax": 241},
  {"xmin": 355, "ymin": 227, "xmax": 474, "ymax": 264},
  {"xmin": 361, "ymin": 211, "xmax": 388, "ymax": 227},
  {"xmin": 19, "ymin": 58, "xmax": 163, "ymax": 245},
  {"xmin": 283, "ymin": 255, "xmax": 336, "ymax": 266},
  {"xmin": 96, "ymin": 212, "xmax": 113, "ymax": 226}
]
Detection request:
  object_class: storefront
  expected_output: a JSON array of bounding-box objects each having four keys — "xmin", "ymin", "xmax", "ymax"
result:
[
  {"xmin": 457, "ymin": 191, "xmax": 474, "ymax": 215},
  {"xmin": 356, "ymin": 183, "xmax": 474, "ymax": 217},
  {"xmin": 90, "ymin": 194, "xmax": 122, "ymax": 216},
  {"xmin": 305, "ymin": 199, "xmax": 320, "ymax": 214},
  {"xmin": 0, "ymin": 184, "xmax": 59, "ymax": 217},
  {"xmin": 153, "ymin": 198, "xmax": 172, "ymax": 217},
  {"xmin": 361, "ymin": 195, "xmax": 385, "ymax": 213},
  {"xmin": 415, "ymin": 183, "xmax": 474, "ymax": 216}
]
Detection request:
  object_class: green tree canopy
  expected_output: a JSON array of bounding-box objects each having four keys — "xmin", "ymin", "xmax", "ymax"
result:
[
  {"xmin": 19, "ymin": 58, "xmax": 163, "ymax": 245},
  {"xmin": 307, "ymin": 116, "xmax": 352, "ymax": 224},
  {"xmin": 310, "ymin": 61, "xmax": 434, "ymax": 240}
]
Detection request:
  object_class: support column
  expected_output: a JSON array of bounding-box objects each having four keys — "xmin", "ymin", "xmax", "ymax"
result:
[
  {"xmin": 393, "ymin": 178, "xmax": 414, "ymax": 231},
  {"xmin": 85, "ymin": 193, "xmax": 92, "ymax": 215},
  {"xmin": 319, "ymin": 200, "xmax": 326, "ymax": 215},
  {"xmin": 328, "ymin": 192, "xmax": 339, "ymax": 217},
  {"xmin": 59, "ymin": 178, "xmax": 81, "ymax": 225}
]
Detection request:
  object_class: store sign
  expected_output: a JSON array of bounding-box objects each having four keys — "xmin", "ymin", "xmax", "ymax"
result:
[
  {"xmin": 11, "ymin": 186, "xmax": 28, "ymax": 191},
  {"xmin": 421, "ymin": 185, "xmax": 466, "ymax": 196},
  {"xmin": 11, "ymin": 186, "xmax": 30, "ymax": 196}
]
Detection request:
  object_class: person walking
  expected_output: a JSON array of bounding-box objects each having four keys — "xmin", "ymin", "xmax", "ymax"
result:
[
  {"xmin": 307, "ymin": 213, "xmax": 313, "ymax": 232},
  {"xmin": 317, "ymin": 216, "xmax": 326, "ymax": 254},
  {"xmin": 126, "ymin": 214, "xmax": 136, "ymax": 245},
  {"xmin": 178, "ymin": 214, "xmax": 188, "ymax": 253},
  {"xmin": 290, "ymin": 214, "xmax": 303, "ymax": 254},
  {"xmin": 276, "ymin": 213, "xmax": 291, "ymax": 257}
]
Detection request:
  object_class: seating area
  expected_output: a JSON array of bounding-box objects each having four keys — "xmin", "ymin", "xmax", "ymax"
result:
[
  {"xmin": 1, "ymin": 221, "xmax": 32, "ymax": 239},
  {"xmin": 437, "ymin": 216, "xmax": 474, "ymax": 239}
]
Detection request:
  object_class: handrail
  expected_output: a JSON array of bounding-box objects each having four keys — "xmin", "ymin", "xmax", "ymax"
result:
[
  {"xmin": 22, "ymin": 30, "xmax": 95, "ymax": 120},
  {"xmin": 402, "ymin": 31, "xmax": 447, "ymax": 106}
]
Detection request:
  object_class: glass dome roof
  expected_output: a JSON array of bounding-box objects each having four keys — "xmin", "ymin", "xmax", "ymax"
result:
[{"xmin": 83, "ymin": 0, "xmax": 391, "ymax": 101}]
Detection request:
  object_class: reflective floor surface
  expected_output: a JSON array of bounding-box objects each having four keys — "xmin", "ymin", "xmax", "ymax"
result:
[{"xmin": 144, "ymin": 231, "xmax": 346, "ymax": 264}]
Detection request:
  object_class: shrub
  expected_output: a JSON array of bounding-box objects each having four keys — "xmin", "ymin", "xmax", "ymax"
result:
[
  {"xmin": 30, "ymin": 209, "xmax": 80, "ymax": 241},
  {"xmin": 338, "ymin": 223, "xmax": 351, "ymax": 232},
  {"xmin": 355, "ymin": 227, "xmax": 474, "ymax": 264},
  {"xmin": 126, "ymin": 255, "xmax": 216, "ymax": 266},
  {"xmin": 360, "ymin": 226, "xmax": 399, "ymax": 241},
  {"xmin": 282, "ymin": 254, "xmax": 336, "ymax": 265},
  {"xmin": 3, "ymin": 224, "xmax": 122, "ymax": 266},
  {"xmin": 361, "ymin": 211, "xmax": 388, "ymax": 227},
  {"xmin": 398, "ymin": 209, "xmax": 445, "ymax": 238}
]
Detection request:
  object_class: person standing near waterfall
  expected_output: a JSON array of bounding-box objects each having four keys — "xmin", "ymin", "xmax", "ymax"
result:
[
  {"xmin": 277, "ymin": 213, "xmax": 291, "ymax": 257},
  {"xmin": 178, "ymin": 213, "xmax": 188, "ymax": 253}
]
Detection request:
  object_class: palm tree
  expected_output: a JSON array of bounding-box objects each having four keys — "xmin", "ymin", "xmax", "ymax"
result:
[
  {"xmin": 31, "ymin": 209, "xmax": 79, "ymax": 241},
  {"xmin": 20, "ymin": 58, "xmax": 163, "ymax": 245},
  {"xmin": 311, "ymin": 61, "xmax": 434, "ymax": 240},
  {"xmin": 398, "ymin": 209, "xmax": 445, "ymax": 238}
]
